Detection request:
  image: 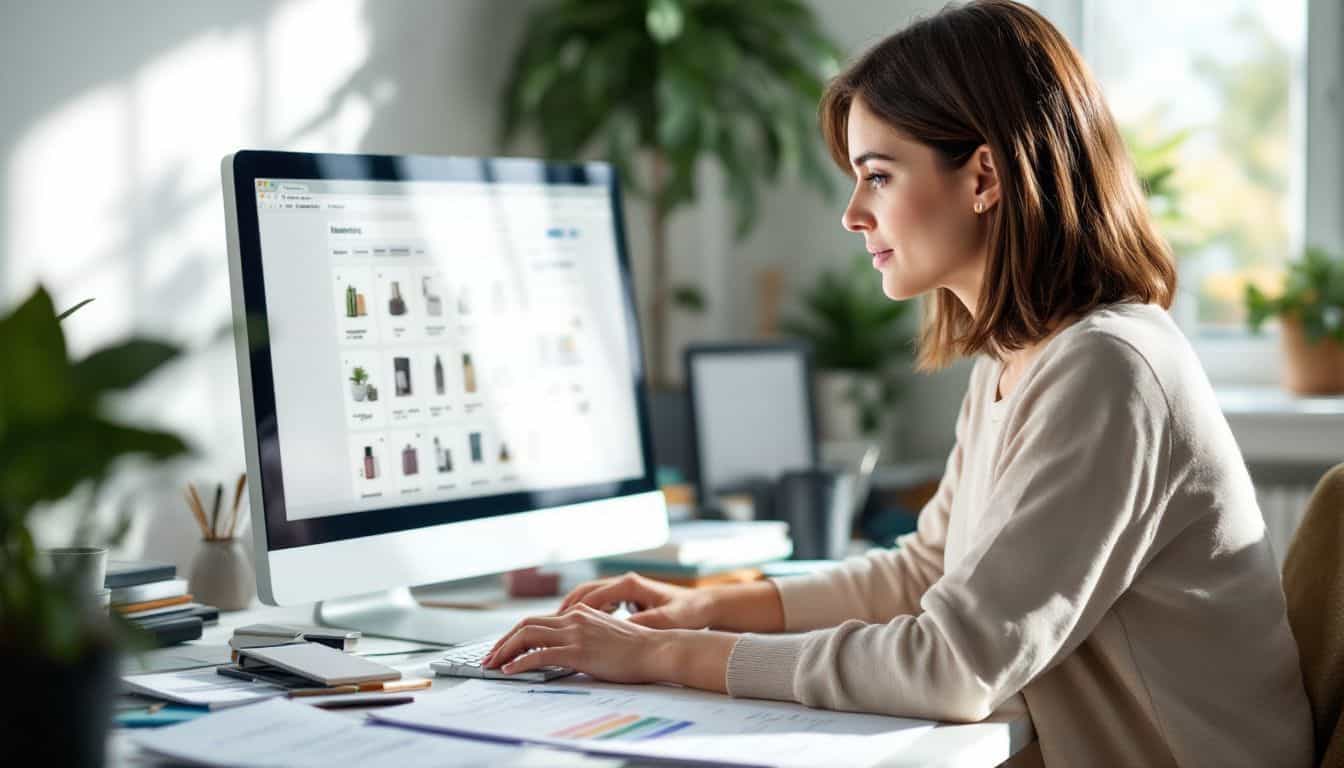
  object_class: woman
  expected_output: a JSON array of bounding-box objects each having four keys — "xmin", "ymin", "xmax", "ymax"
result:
[{"xmin": 485, "ymin": 2, "xmax": 1313, "ymax": 765}]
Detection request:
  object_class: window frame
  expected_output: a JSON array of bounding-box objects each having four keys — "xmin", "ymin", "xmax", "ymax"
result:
[{"xmin": 1034, "ymin": 0, "xmax": 1342, "ymax": 385}]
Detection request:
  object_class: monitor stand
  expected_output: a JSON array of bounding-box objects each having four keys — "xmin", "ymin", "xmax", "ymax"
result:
[{"xmin": 313, "ymin": 586, "xmax": 527, "ymax": 646}]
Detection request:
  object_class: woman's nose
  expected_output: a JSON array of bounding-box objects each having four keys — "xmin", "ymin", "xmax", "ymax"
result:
[{"xmin": 841, "ymin": 190, "xmax": 873, "ymax": 233}]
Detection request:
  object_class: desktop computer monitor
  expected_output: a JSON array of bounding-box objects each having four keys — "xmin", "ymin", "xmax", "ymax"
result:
[{"xmin": 221, "ymin": 150, "xmax": 667, "ymax": 643}]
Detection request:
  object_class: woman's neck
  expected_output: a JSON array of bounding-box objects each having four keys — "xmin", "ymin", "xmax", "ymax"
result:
[{"xmin": 995, "ymin": 317, "xmax": 1081, "ymax": 401}]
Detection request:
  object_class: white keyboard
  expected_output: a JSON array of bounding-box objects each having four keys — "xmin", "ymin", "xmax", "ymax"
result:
[{"xmin": 430, "ymin": 638, "xmax": 575, "ymax": 682}]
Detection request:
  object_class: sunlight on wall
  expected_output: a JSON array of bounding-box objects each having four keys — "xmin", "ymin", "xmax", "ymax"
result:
[
  {"xmin": 9, "ymin": 85, "xmax": 132, "ymax": 351},
  {"xmin": 266, "ymin": 0, "xmax": 373, "ymax": 151},
  {"xmin": 6, "ymin": 0, "xmax": 376, "ymax": 563}
]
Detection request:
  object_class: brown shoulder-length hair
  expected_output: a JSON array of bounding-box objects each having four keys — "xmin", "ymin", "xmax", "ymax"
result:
[{"xmin": 821, "ymin": 0, "xmax": 1176, "ymax": 371}]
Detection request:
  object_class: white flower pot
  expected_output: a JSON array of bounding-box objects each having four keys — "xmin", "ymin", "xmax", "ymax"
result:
[
  {"xmin": 815, "ymin": 370, "xmax": 884, "ymax": 442},
  {"xmin": 351, "ymin": 381, "xmax": 368, "ymax": 402}
]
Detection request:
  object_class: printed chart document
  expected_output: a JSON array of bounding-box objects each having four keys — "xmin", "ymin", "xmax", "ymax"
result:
[
  {"xmin": 371, "ymin": 679, "xmax": 937, "ymax": 767},
  {"xmin": 133, "ymin": 697, "xmax": 606, "ymax": 768}
]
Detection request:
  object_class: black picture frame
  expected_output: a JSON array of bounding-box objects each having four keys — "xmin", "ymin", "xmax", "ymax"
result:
[{"xmin": 682, "ymin": 340, "xmax": 819, "ymax": 511}]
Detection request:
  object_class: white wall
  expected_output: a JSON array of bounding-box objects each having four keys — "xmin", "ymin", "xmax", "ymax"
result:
[
  {"xmin": 1, "ymin": 0, "xmax": 966, "ymax": 572},
  {"xmin": 0, "ymin": 0, "xmax": 541, "ymax": 570}
]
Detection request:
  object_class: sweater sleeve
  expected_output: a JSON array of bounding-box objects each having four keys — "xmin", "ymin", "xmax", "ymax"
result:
[
  {"xmin": 726, "ymin": 336, "xmax": 1173, "ymax": 722},
  {"xmin": 767, "ymin": 363, "xmax": 977, "ymax": 631}
]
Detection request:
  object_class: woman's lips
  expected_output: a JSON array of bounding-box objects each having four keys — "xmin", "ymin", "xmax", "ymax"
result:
[{"xmin": 871, "ymin": 249, "xmax": 894, "ymax": 268}]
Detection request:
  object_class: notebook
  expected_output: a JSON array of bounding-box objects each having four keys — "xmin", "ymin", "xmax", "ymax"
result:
[
  {"xmin": 105, "ymin": 560, "xmax": 176, "ymax": 590},
  {"xmin": 236, "ymin": 642, "xmax": 400, "ymax": 687}
]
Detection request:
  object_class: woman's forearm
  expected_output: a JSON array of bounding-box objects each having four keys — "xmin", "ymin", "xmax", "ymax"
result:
[
  {"xmin": 659, "ymin": 629, "xmax": 738, "ymax": 694},
  {"xmin": 704, "ymin": 579, "xmax": 786, "ymax": 633}
]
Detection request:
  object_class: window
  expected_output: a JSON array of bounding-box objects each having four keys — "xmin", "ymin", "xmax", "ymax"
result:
[{"xmin": 1081, "ymin": 0, "xmax": 1308, "ymax": 335}]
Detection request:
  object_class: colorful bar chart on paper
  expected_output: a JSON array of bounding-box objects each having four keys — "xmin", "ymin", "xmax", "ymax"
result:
[{"xmin": 550, "ymin": 712, "xmax": 695, "ymax": 741}]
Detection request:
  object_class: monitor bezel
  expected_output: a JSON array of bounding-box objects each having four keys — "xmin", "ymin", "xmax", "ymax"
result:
[{"xmin": 226, "ymin": 150, "xmax": 659, "ymax": 552}]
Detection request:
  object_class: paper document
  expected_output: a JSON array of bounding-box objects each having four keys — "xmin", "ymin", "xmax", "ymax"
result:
[
  {"xmin": 133, "ymin": 697, "xmax": 601, "ymax": 768},
  {"xmin": 122, "ymin": 667, "xmax": 287, "ymax": 709},
  {"xmin": 120, "ymin": 644, "xmax": 233, "ymax": 675},
  {"xmin": 371, "ymin": 678, "xmax": 936, "ymax": 767}
]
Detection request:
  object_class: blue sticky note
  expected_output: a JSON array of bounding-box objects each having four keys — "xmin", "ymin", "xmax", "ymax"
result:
[{"xmin": 116, "ymin": 704, "xmax": 209, "ymax": 728}]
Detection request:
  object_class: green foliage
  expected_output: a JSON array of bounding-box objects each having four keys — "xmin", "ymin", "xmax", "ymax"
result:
[
  {"xmin": 781, "ymin": 254, "xmax": 915, "ymax": 372},
  {"xmin": 1122, "ymin": 124, "xmax": 1188, "ymax": 235},
  {"xmin": 670, "ymin": 283, "xmax": 705, "ymax": 312},
  {"xmin": 781, "ymin": 255, "xmax": 915, "ymax": 436},
  {"xmin": 349, "ymin": 366, "xmax": 369, "ymax": 385},
  {"xmin": 1246, "ymin": 246, "xmax": 1344, "ymax": 343},
  {"xmin": 500, "ymin": 0, "xmax": 843, "ymax": 236},
  {"xmin": 500, "ymin": 0, "xmax": 843, "ymax": 384},
  {"xmin": 0, "ymin": 287, "xmax": 190, "ymax": 659}
]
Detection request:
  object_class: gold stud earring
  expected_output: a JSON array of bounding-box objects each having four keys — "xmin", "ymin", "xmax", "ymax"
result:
[{"xmin": 974, "ymin": 200, "xmax": 985, "ymax": 214}]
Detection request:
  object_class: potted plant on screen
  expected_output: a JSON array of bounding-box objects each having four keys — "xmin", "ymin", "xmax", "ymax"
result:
[
  {"xmin": 499, "ymin": 0, "xmax": 843, "ymax": 388},
  {"xmin": 782, "ymin": 253, "xmax": 916, "ymax": 445},
  {"xmin": 1245, "ymin": 246, "xmax": 1344, "ymax": 394},
  {"xmin": 0, "ymin": 287, "xmax": 189, "ymax": 765},
  {"xmin": 349, "ymin": 365, "xmax": 370, "ymax": 402}
]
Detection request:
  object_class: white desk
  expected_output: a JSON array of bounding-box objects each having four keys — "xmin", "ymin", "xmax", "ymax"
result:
[{"xmin": 110, "ymin": 580, "xmax": 1034, "ymax": 767}]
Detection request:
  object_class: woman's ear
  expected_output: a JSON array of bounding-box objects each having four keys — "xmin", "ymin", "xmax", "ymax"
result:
[{"xmin": 970, "ymin": 144, "xmax": 1001, "ymax": 213}]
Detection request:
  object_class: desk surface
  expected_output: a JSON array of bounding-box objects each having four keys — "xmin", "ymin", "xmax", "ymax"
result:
[{"xmin": 110, "ymin": 581, "xmax": 1034, "ymax": 768}]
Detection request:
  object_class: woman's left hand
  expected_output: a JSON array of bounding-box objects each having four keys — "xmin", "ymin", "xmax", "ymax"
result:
[{"xmin": 482, "ymin": 603, "xmax": 737, "ymax": 691}]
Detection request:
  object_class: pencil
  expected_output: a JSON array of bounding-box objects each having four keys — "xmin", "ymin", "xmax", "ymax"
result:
[
  {"xmin": 289, "ymin": 685, "xmax": 360, "ymax": 698},
  {"xmin": 362, "ymin": 678, "xmax": 432, "ymax": 693},
  {"xmin": 227, "ymin": 473, "xmax": 247, "ymax": 539},
  {"xmin": 210, "ymin": 483, "xmax": 222, "ymax": 540},
  {"xmin": 188, "ymin": 483, "xmax": 208, "ymax": 539},
  {"xmin": 185, "ymin": 489, "xmax": 209, "ymax": 539}
]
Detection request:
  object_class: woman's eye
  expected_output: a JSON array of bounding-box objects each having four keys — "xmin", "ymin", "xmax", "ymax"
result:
[{"xmin": 862, "ymin": 173, "xmax": 889, "ymax": 190}]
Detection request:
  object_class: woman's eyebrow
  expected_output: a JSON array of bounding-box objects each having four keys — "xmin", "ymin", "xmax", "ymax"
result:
[{"xmin": 851, "ymin": 150, "xmax": 898, "ymax": 167}]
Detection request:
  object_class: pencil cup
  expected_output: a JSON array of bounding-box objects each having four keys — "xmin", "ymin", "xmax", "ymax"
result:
[
  {"xmin": 188, "ymin": 538, "xmax": 255, "ymax": 611},
  {"xmin": 39, "ymin": 546, "xmax": 111, "ymax": 614}
]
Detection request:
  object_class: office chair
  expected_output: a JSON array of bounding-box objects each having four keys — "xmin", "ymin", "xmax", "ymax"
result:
[{"xmin": 1282, "ymin": 462, "xmax": 1344, "ymax": 768}]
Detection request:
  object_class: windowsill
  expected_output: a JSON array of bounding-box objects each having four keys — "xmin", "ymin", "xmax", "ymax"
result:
[{"xmin": 1217, "ymin": 386, "xmax": 1344, "ymax": 465}]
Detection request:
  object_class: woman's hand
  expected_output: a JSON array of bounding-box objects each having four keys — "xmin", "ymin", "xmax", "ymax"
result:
[
  {"xmin": 555, "ymin": 571, "xmax": 715, "ymax": 630},
  {"xmin": 481, "ymin": 603, "xmax": 737, "ymax": 691}
]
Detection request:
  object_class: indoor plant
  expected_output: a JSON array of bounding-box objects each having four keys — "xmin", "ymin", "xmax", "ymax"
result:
[
  {"xmin": 0, "ymin": 287, "xmax": 189, "ymax": 765},
  {"xmin": 1245, "ymin": 246, "xmax": 1344, "ymax": 394},
  {"xmin": 782, "ymin": 254, "xmax": 915, "ymax": 443},
  {"xmin": 499, "ymin": 0, "xmax": 843, "ymax": 386}
]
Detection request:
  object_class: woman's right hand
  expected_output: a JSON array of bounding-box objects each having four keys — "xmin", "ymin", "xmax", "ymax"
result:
[{"xmin": 557, "ymin": 572, "xmax": 715, "ymax": 630}]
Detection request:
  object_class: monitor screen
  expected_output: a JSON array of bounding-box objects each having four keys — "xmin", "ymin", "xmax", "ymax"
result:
[{"xmin": 228, "ymin": 153, "xmax": 656, "ymax": 552}]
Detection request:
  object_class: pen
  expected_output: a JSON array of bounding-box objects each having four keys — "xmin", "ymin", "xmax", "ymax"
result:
[
  {"xmin": 525, "ymin": 689, "xmax": 591, "ymax": 695},
  {"xmin": 309, "ymin": 694, "xmax": 414, "ymax": 709}
]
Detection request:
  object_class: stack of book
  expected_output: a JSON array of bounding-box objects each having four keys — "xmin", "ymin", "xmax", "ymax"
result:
[
  {"xmin": 595, "ymin": 520, "xmax": 793, "ymax": 587},
  {"xmin": 106, "ymin": 560, "xmax": 219, "ymax": 647}
]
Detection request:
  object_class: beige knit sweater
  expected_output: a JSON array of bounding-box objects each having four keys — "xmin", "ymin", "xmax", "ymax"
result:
[{"xmin": 725, "ymin": 302, "xmax": 1312, "ymax": 767}]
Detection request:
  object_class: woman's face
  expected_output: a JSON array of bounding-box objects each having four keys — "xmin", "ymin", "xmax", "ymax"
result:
[{"xmin": 841, "ymin": 98, "xmax": 997, "ymax": 307}]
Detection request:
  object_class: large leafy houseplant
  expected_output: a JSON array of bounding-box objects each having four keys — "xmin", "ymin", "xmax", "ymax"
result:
[
  {"xmin": 782, "ymin": 254, "xmax": 915, "ymax": 437},
  {"xmin": 1245, "ymin": 246, "xmax": 1344, "ymax": 394},
  {"xmin": 500, "ymin": 0, "xmax": 843, "ymax": 386},
  {"xmin": 0, "ymin": 287, "xmax": 189, "ymax": 764}
]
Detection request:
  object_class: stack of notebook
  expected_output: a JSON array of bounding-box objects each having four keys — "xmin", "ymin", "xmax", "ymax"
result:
[
  {"xmin": 106, "ymin": 560, "xmax": 219, "ymax": 647},
  {"xmin": 595, "ymin": 520, "xmax": 793, "ymax": 587}
]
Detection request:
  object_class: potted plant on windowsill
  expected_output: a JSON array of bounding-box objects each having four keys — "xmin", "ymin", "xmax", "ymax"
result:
[
  {"xmin": 1245, "ymin": 246, "xmax": 1344, "ymax": 395},
  {"xmin": 0, "ymin": 287, "xmax": 189, "ymax": 766},
  {"xmin": 782, "ymin": 253, "xmax": 915, "ymax": 445}
]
